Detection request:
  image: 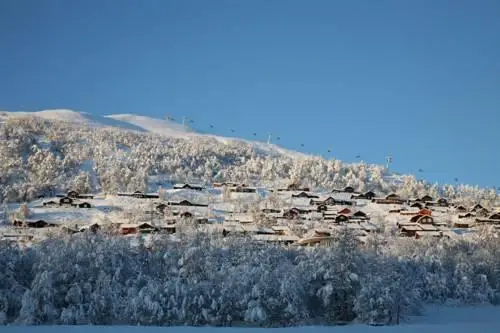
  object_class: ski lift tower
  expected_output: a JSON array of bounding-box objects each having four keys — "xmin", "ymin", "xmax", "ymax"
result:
[{"xmin": 385, "ymin": 155, "xmax": 393, "ymax": 171}]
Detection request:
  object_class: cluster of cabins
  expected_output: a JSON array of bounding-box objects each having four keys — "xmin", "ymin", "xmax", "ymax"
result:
[
  {"xmin": 41, "ymin": 191, "xmax": 94, "ymax": 208},
  {"xmin": 6, "ymin": 183, "xmax": 500, "ymax": 246}
]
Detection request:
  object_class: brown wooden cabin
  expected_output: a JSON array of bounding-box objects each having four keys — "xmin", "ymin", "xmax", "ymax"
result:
[
  {"xmin": 67, "ymin": 190, "xmax": 79, "ymax": 198},
  {"xmin": 458, "ymin": 212, "xmax": 475, "ymax": 219},
  {"xmin": 156, "ymin": 203, "xmax": 167, "ymax": 213},
  {"xmin": 399, "ymin": 224, "xmax": 422, "ymax": 237},
  {"xmin": 420, "ymin": 195, "xmax": 434, "ymax": 202},
  {"xmin": 173, "ymin": 184, "xmax": 204, "ymax": 191},
  {"xmin": 75, "ymin": 202, "xmax": 91, "ymax": 208},
  {"xmin": 335, "ymin": 214, "xmax": 350, "ymax": 223},
  {"xmin": 230, "ymin": 186, "xmax": 257, "ymax": 193},
  {"xmin": 291, "ymin": 192, "xmax": 319, "ymax": 199},
  {"xmin": 14, "ymin": 219, "xmax": 56, "ymax": 228},
  {"xmin": 470, "ymin": 204, "xmax": 484, "ymax": 212},
  {"xmin": 373, "ymin": 193, "xmax": 404, "ymax": 205},
  {"xmin": 352, "ymin": 211, "xmax": 369, "ymax": 220},
  {"xmin": 283, "ymin": 207, "xmax": 310, "ymax": 219},
  {"xmin": 120, "ymin": 224, "xmax": 139, "ymax": 235},
  {"xmin": 167, "ymin": 200, "xmax": 208, "ymax": 207},
  {"xmin": 117, "ymin": 191, "xmax": 159, "ymax": 199},
  {"xmin": 173, "ymin": 211, "xmax": 193, "ymax": 218},
  {"xmin": 455, "ymin": 205, "xmax": 468, "ymax": 213},
  {"xmin": 477, "ymin": 208, "xmax": 490, "ymax": 218},
  {"xmin": 454, "ymin": 220, "xmax": 474, "ymax": 228},
  {"xmin": 437, "ymin": 198, "xmax": 449, "ymax": 207},
  {"xmin": 409, "ymin": 215, "xmax": 434, "ymax": 224},
  {"xmin": 137, "ymin": 222, "xmax": 158, "ymax": 234},
  {"xmin": 332, "ymin": 186, "xmax": 357, "ymax": 194},
  {"xmin": 59, "ymin": 197, "xmax": 73, "ymax": 206},
  {"xmin": 282, "ymin": 183, "xmax": 310, "ymax": 192},
  {"xmin": 317, "ymin": 204, "xmax": 328, "ymax": 212},
  {"xmin": 66, "ymin": 191, "xmax": 94, "ymax": 199},
  {"xmin": 356, "ymin": 191, "xmax": 376, "ymax": 200},
  {"xmin": 213, "ymin": 182, "xmax": 241, "ymax": 188},
  {"xmin": 261, "ymin": 208, "xmax": 281, "ymax": 214},
  {"xmin": 476, "ymin": 213, "xmax": 500, "ymax": 225},
  {"xmin": 313, "ymin": 197, "xmax": 354, "ymax": 206},
  {"xmin": 410, "ymin": 202, "xmax": 424, "ymax": 209}
]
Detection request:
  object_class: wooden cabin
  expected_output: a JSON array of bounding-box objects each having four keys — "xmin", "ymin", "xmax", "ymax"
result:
[
  {"xmin": 117, "ymin": 191, "xmax": 159, "ymax": 199},
  {"xmin": 351, "ymin": 211, "xmax": 369, "ymax": 220},
  {"xmin": 458, "ymin": 212, "xmax": 475, "ymax": 219},
  {"xmin": 67, "ymin": 190, "xmax": 79, "ymax": 198},
  {"xmin": 410, "ymin": 202, "xmax": 424, "ymax": 209},
  {"xmin": 291, "ymin": 192, "xmax": 319, "ymax": 199},
  {"xmin": 25, "ymin": 220, "xmax": 56, "ymax": 228},
  {"xmin": 373, "ymin": 193, "xmax": 404, "ymax": 205},
  {"xmin": 252, "ymin": 234, "xmax": 299, "ymax": 245},
  {"xmin": 213, "ymin": 182, "xmax": 241, "ymax": 188},
  {"xmin": 455, "ymin": 205, "xmax": 468, "ymax": 213},
  {"xmin": 454, "ymin": 220, "xmax": 474, "ymax": 228},
  {"xmin": 120, "ymin": 224, "xmax": 139, "ymax": 235},
  {"xmin": 386, "ymin": 193, "xmax": 401, "ymax": 200},
  {"xmin": 156, "ymin": 203, "xmax": 167, "ymax": 213},
  {"xmin": 76, "ymin": 202, "xmax": 91, "ymax": 208},
  {"xmin": 230, "ymin": 186, "xmax": 257, "ymax": 193},
  {"xmin": 43, "ymin": 200, "xmax": 58, "ymax": 207},
  {"xmin": 477, "ymin": 208, "xmax": 490, "ymax": 218},
  {"xmin": 261, "ymin": 208, "xmax": 281, "ymax": 214},
  {"xmin": 316, "ymin": 204, "xmax": 328, "ymax": 212},
  {"xmin": 477, "ymin": 213, "xmax": 500, "ymax": 224},
  {"xmin": 333, "ymin": 186, "xmax": 357, "ymax": 194},
  {"xmin": 167, "ymin": 200, "xmax": 208, "ymax": 207},
  {"xmin": 420, "ymin": 195, "xmax": 434, "ymax": 202},
  {"xmin": 65, "ymin": 190, "xmax": 94, "ymax": 199},
  {"xmin": 173, "ymin": 183, "xmax": 204, "ymax": 191},
  {"xmin": 335, "ymin": 214, "xmax": 350, "ymax": 223},
  {"xmin": 176, "ymin": 211, "xmax": 193, "ymax": 218},
  {"xmin": 282, "ymin": 183, "xmax": 310, "ymax": 192},
  {"xmin": 283, "ymin": 208, "xmax": 309, "ymax": 219},
  {"xmin": 137, "ymin": 222, "xmax": 158, "ymax": 234},
  {"xmin": 409, "ymin": 215, "xmax": 434, "ymax": 224},
  {"xmin": 470, "ymin": 204, "xmax": 484, "ymax": 212},
  {"xmin": 400, "ymin": 224, "xmax": 422, "ymax": 237},
  {"xmin": 59, "ymin": 197, "xmax": 73, "ymax": 206},
  {"xmin": 437, "ymin": 198, "xmax": 449, "ymax": 207}
]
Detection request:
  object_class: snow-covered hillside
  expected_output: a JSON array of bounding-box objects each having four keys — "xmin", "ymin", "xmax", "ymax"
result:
[
  {"xmin": 1, "ymin": 109, "xmax": 305, "ymax": 158},
  {"xmin": 0, "ymin": 109, "xmax": 498, "ymax": 205}
]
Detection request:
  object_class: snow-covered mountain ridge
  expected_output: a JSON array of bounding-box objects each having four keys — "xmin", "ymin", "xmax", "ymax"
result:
[
  {"xmin": 0, "ymin": 109, "xmax": 497, "ymax": 204},
  {"xmin": 0, "ymin": 109, "xmax": 305, "ymax": 159}
]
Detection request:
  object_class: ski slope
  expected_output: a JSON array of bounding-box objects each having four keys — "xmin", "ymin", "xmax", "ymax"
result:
[{"xmin": 0, "ymin": 109, "xmax": 306, "ymax": 158}]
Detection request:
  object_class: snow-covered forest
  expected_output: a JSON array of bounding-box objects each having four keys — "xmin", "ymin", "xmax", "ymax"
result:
[
  {"xmin": 0, "ymin": 115, "xmax": 497, "ymax": 206},
  {"xmin": 1, "ymin": 229, "xmax": 499, "ymax": 326}
]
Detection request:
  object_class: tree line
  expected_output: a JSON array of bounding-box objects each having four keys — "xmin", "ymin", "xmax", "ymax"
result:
[{"xmin": 1, "ymin": 229, "xmax": 499, "ymax": 326}]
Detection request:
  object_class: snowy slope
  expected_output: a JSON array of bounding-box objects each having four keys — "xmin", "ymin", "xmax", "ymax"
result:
[
  {"xmin": 1, "ymin": 109, "xmax": 306, "ymax": 158},
  {"xmin": 3, "ymin": 305, "xmax": 500, "ymax": 331}
]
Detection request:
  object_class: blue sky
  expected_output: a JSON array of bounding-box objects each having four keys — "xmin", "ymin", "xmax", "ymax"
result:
[{"xmin": 1, "ymin": 0, "xmax": 499, "ymax": 188}]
